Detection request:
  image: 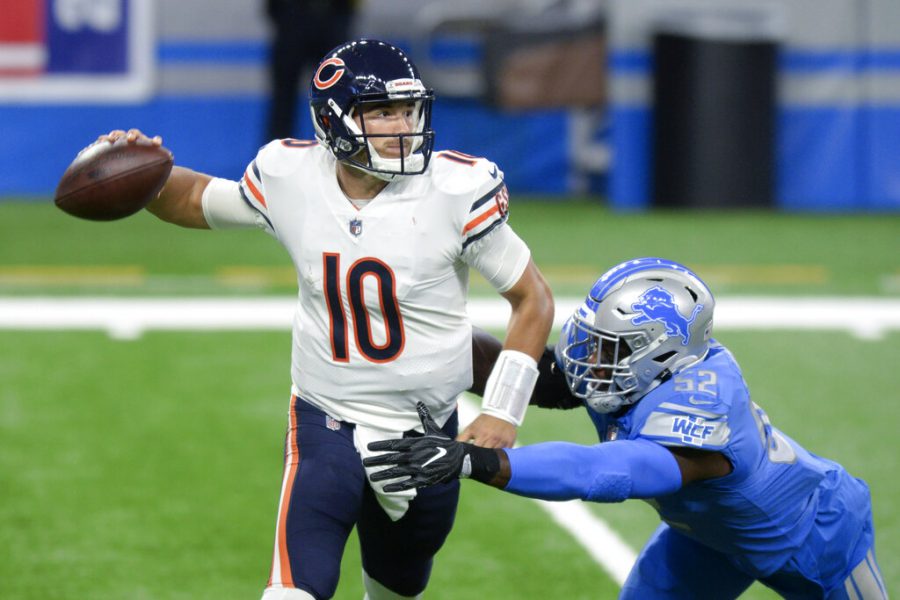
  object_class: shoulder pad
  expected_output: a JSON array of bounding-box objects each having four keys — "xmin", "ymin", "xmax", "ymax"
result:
[
  {"xmin": 431, "ymin": 150, "xmax": 504, "ymax": 197},
  {"xmin": 637, "ymin": 392, "xmax": 731, "ymax": 450},
  {"xmin": 431, "ymin": 151, "xmax": 510, "ymax": 247},
  {"xmin": 256, "ymin": 139, "xmax": 319, "ymax": 178}
]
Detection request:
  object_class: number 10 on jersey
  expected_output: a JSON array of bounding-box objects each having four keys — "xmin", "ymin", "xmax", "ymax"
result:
[{"xmin": 323, "ymin": 253, "xmax": 406, "ymax": 363}]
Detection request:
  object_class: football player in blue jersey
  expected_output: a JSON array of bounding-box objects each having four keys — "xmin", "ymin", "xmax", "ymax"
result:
[{"xmin": 365, "ymin": 257, "xmax": 887, "ymax": 599}]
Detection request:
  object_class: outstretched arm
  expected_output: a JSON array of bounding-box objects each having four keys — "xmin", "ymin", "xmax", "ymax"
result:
[
  {"xmin": 101, "ymin": 129, "xmax": 212, "ymax": 229},
  {"xmin": 147, "ymin": 166, "xmax": 211, "ymax": 228},
  {"xmin": 365, "ymin": 403, "xmax": 731, "ymax": 497},
  {"xmin": 501, "ymin": 440, "xmax": 682, "ymax": 501},
  {"xmin": 504, "ymin": 441, "xmax": 732, "ymax": 499}
]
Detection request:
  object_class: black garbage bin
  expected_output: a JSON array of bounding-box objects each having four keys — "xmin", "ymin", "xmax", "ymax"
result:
[{"xmin": 651, "ymin": 8, "xmax": 782, "ymax": 209}]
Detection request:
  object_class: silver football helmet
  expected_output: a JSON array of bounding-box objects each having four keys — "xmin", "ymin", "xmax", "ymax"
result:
[{"xmin": 556, "ymin": 258, "xmax": 715, "ymax": 413}]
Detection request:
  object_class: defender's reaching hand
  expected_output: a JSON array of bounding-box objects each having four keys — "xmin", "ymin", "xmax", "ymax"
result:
[{"xmin": 364, "ymin": 402, "xmax": 505, "ymax": 492}]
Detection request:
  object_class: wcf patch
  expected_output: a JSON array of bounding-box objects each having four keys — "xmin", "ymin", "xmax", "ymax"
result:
[{"xmin": 671, "ymin": 416, "xmax": 714, "ymax": 446}]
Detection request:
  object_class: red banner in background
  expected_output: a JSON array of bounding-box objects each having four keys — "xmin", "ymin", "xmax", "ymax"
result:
[
  {"xmin": 0, "ymin": 0, "xmax": 46, "ymax": 75},
  {"xmin": 0, "ymin": 0, "xmax": 153, "ymax": 102}
]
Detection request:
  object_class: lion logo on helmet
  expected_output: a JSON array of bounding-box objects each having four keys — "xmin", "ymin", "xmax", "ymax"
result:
[{"xmin": 631, "ymin": 286, "xmax": 703, "ymax": 346}]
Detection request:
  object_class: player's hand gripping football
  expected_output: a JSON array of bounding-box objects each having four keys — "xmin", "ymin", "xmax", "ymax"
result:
[
  {"xmin": 99, "ymin": 128, "xmax": 163, "ymax": 147},
  {"xmin": 55, "ymin": 128, "xmax": 172, "ymax": 221},
  {"xmin": 365, "ymin": 403, "xmax": 475, "ymax": 492}
]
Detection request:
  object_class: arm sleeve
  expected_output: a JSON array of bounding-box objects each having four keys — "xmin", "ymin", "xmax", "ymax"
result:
[
  {"xmin": 504, "ymin": 439, "xmax": 682, "ymax": 502},
  {"xmin": 462, "ymin": 223, "xmax": 531, "ymax": 293},
  {"xmin": 201, "ymin": 177, "xmax": 269, "ymax": 230}
]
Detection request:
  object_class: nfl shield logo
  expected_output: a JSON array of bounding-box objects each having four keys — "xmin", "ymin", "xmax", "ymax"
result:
[
  {"xmin": 349, "ymin": 219, "xmax": 363, "ymax": 237},
  {"xmin": 326, "ymin": 416, "xmax": 341, "ymax": 431}
]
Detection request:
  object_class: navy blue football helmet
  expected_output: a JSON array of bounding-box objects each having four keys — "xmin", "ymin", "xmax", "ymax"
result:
[
  {"xmin": 556, "ymin": 258, "xmax": 715, "ymax": 413},
  {"xmin": 309, "ymin": 39, "xmax": 435, "ymax": 180}
]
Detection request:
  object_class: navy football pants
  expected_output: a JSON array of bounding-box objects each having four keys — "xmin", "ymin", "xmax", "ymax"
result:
[{"xmin": 266, "ymin": 396, "xmax": 460, "ymax": 599}]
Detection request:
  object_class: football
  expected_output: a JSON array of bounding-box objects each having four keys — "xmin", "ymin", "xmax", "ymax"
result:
[{"xmin": 54, "ymin": 138, "xmax": 174, "ymax": 221}]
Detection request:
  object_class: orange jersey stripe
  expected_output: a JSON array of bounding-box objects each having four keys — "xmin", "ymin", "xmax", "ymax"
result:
[
  {"xmin": 438, "ymin": 152, "xmax": 477, "ymax": 167},
  {"xmin": 275, "ymin": 395, "xmax": 300, "ymax": 587},
  {"xmin": 281, "ymin": 139, "xmax": 318, "ymax": 148},
  {"xmin": 446, "ymin": 149, "xmax": 479, "ymax": 160},
  {"xmin": 243, "ymin": 172, "xmax": 267, "ymax": 208},
  {"xmin": 463, "ymin": 204, "xmax": 500, "ymax": 234}
]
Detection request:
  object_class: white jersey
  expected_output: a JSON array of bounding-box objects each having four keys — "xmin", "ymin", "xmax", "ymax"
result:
[{"xmin": 233, "ymin": 141, "xmax": 528, "ymax": 432}]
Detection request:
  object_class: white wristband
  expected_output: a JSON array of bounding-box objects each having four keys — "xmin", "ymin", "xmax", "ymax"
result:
[{"xmin": 481, "ymin": 349, "xmax": 539, "ymax": 427}]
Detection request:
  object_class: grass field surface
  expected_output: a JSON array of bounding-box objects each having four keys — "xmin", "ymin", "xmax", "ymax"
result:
[
  {"xmin": 1, "ymin": 201, "xmax": 898, "ymax": 599},
  {"xmin": 1, "ymin": 201, "xmax": 898, "ymax": 297}
]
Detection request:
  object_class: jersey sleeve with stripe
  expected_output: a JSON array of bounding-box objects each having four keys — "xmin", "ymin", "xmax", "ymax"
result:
[
  {"xmin": 636, "ymin": 377, "xmax": 732, "ymax": 452},
  {"xmin": 449, "ymin": 152, "xmax": 510, "ymax": 250},
  {"xmin": 432, "ymin": 150, "xmax": 530, "ymax": 292},
  {"xmin": 201, "ymin": 177, "xmax": 270, "ymax": 231},
  {"xmin": 236, "ymin": 141, "xmax": 292, "ymax": 236}
]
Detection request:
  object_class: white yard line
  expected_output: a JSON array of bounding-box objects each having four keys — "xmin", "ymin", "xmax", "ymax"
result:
[
  {"xmin": 1, "ymin": 296, "xmax": 900, "ymax": 340},
  {"xmin": 455, "ymin": 399, "xmax": 637, "ymax": 586},
  {"xmin": 2, "ymin": 295, "xmax": 899, "ymax": 585}
]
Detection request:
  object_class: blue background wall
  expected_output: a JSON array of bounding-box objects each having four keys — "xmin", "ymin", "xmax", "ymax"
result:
[
  {"xmin": 606, "ymin": 0, "xmax": 900, "ymax": 212},
  {"xmin": 1, "ymin": 93, "xmax": 569, "ymax": 197},
  {"xmin": 0, "ymin": 0, "xmax": 570, "ymax": 199},
  {"xmin": 2, "ymin": 0, "xmax": 899, "ymax": 211},
  {"xmin": 609, "ymin": 48, "xmax": 900, "ymax": 211}
]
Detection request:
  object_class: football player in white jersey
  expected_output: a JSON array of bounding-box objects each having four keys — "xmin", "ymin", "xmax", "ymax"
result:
[{"xmin": 96, "ymin": 39, "xmax": 554, "ymax": 600}]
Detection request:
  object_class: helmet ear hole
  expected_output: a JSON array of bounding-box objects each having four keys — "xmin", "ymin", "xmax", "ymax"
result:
[{"xmin": 653, "ymin": 350, "xmax": 678, "ymax": 363}]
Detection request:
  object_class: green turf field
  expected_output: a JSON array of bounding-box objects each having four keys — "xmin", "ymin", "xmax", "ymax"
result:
[
  {"xmin": 1, "ymin": 200, "xmax": 898, "ymax": 297},
  {"xmin": 1, "ymin": 201, "xmax": 898, "ymax": 599}
]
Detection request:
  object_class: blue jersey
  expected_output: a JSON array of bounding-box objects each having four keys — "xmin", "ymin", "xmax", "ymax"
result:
[{"xmin": 588, "ymin": 341, "xmax": 874, "ymax": 585}]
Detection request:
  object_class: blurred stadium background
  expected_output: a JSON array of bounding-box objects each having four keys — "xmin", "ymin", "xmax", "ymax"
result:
[{"xmin": 1, "ymin": 0, "xmax": 898, "ymax": 598}]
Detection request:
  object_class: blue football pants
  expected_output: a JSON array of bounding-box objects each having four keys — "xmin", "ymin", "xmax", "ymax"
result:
[{"xmin": 621, "ymin": 523, "xmax": 888, "ymax": 599}]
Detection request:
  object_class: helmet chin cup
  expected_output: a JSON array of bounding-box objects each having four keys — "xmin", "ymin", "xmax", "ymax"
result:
[
  {"xmin": 587, "ymin": 393, "xmax": 628, "ymax": 414},
  {"xmin": 364, "ymin": 140, "xmax": 426, "ymax": 181}
]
